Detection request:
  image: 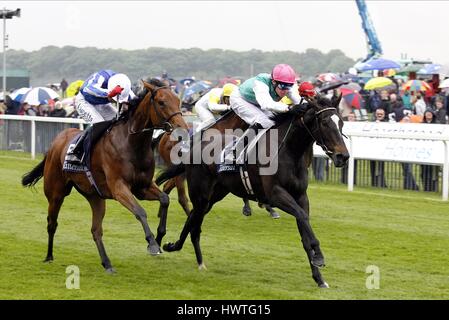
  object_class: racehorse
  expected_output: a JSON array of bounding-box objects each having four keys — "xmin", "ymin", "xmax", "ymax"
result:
[
  {"xmin": 154, "ymin": 110, "xmax": 280, "ymax": 218},
  {"xmin": 21, "ymin": 78, "xmax": 188, "ymax": 273},
  {"xmin": 155, "ymin": 94, "xmax": 349, "ymax": 287}
]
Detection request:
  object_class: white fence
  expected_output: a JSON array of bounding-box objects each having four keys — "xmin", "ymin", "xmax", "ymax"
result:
[{"xmin": 2, "ymin": 115, "xmax": 449, "ymax": 200}]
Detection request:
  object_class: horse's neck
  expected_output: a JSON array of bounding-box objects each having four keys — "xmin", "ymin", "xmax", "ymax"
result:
[{"xmin": 279, "ymin": 120, "xmax": 314, "ymax": 161}]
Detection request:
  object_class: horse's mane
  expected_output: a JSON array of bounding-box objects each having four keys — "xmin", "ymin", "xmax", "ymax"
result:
[
  {"xmin": 119, "ymin": 77, "xmax": 167, "ymax": 122},
  {"xmin": 270, "ymin": 95, "xmax": 334, "ymax": 127}
]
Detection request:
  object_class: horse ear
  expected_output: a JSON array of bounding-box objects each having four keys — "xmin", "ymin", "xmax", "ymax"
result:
[
  {"xmin": 142, "ymin": 80, "xmax": 157, "ymax": 92},
  {"xmin": 332, "ymin": 93, "xmax": 342, "ymax": 108}
]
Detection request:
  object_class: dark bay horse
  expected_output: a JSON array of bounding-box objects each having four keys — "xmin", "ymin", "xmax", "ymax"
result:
[
  {"xmin": 156, "ymin": 94, "xmax": 349, "ymax": 287},
  {"xmin": 154, "ymin": 110, "xmax": 280, "ymax": 218},
  {"xmin": 21, "ymin": 79, "xmax": 188, "ymax": 273}
]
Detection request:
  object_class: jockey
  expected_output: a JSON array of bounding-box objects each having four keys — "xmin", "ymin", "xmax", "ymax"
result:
[
  {"xmin": 194, "ymin": 83, "xmax": 238, "ymax": 132},
  {"xmin": 225, "ymin": 64, "xmax": 307, "ymax": 162},
  {"xmin": 69, "ymin": 70, "xmax": 136, "ymax": 161}
]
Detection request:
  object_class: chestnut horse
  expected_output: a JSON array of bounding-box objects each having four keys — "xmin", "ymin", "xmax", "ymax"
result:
[{"xmin": 21, "ymin": 78, "xmax": 188, "ymax": 273}]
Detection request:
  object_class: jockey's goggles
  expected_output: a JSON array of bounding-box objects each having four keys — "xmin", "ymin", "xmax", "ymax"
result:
[{"xmin": 276, "ymin": 82, "xmax": 294, "ymax": 90}]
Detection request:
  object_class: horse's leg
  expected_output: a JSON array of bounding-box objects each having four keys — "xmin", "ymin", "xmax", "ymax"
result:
[
  {"xmin": 259, "ymin": 203, "xmax": 280, "ymax": 219},
  {"xmin": 268, "ymin": 185, "xmax": 326, "ymax": 288},
  {"xmin": 296, "ymin": 193, "xmax": 328, "ymax": 288},
  {"xmin": 242, "ymin": 198, "xmax": 252, "ymax": 216},
  {"xmin": 139, "ymin": 182, "xmax": 170, "ymax": 246},
  {"xmin": 163, "ymin": 178, "xmax": 216, "ymax": 254},
  {"xmin": 43, "ymin": 171, "xmax": 71, "ymax": 262},
  {"xmin": 111, "ymin": 179, "xmax": 161, "ymax": 255},
  {"xmin": 87, "ymin": 196, "xmax": 114, "ymax": 273},
  {"xmin": 175, "ymin": 175, "xmax": 191, "ymax": 216},
  {"xmin": 44, "ymin": 196, "xmax": 64, "ymax": 262},
  {"xmin": 190, "ymin": 186, "xmax": 229, "ymax": 270}
]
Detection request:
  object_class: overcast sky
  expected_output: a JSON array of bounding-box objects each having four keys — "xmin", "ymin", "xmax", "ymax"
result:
[{"xmin": 2, "ymin": 1, "xmax": 449, "ymax": 65}]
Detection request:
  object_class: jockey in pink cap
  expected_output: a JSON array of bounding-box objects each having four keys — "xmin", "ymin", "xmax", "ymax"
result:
[{"xmin": 224, "ymin": 64, "xmax": 308, "ymax": 163}]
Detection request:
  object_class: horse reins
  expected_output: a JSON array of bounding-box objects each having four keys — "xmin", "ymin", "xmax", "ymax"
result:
[
  {"xmin": 128, "ymin": 86, "xmax": 182, "ymax": 135},
  {"xmin": 300, "ymin": 107, "xmax": 339, "ymax": 156}
]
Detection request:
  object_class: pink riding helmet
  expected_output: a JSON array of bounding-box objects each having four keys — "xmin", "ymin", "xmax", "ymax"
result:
[{"xmin": 271, "ymin": 64, "xmax": 297, "ymax": 84}]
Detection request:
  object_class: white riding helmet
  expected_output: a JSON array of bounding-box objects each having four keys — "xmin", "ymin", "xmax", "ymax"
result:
[{"xmin": 107, "ymin": 73, "xmax": 133, "ymax": 103}]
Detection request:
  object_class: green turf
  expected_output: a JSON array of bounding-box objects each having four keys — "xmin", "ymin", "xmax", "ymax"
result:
[{"xmin": 1, "ymin": 151, "xmax": 449, "ymax": 299}]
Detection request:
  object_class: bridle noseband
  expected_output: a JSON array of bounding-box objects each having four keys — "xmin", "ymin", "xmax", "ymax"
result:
[{"xmin": 129, "ymin": 85, "xmax": 182, "ymax": 135}]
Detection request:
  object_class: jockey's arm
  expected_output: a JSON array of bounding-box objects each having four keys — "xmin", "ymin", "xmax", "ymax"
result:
[
  {"xmin": 253, "ymin": 80, "xmax": 289, "ymax": 113},
  {"xmin": 83, "ymin": 76, "xmax": 109, "ymax": 99},
  {"xmin": 207, "ymin": 91, "xmax": 230, "ymax": 113},
  {"xmin": 286, "ymin": 85, "xmax": 303, "ymax": 105}
]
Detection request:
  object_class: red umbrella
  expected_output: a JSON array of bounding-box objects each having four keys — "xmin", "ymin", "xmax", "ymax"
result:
[
  {"xmin": 340, "ymin": 88, "xmax": 364, "ymax": 109},
  {"xmin": 317, "ymin": 73, "xmax": 340, "ymax": 83}
]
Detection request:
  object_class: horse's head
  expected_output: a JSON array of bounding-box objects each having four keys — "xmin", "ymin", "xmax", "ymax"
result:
[
  {"xmin": 131, "ymin": 78, "xmax": 188, "ymax": 134},
  {"xmin": 299, "ymin": 94, "xmax": 349, "ymax": 167}
]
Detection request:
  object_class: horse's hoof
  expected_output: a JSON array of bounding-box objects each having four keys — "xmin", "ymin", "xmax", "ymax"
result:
[
  {"xmin": 198, "ymin": 263, "xmax": 207, "ymax": 271},
  {"xmin": 105, "ymin": 267, "xmax": 116, "ymax": 274},
  {"xmin": 163, "ymin": 242, "xmax": 176, "ymax": 252},
  {"xmin": 270, "ymin": 212, "xmax": 280, "ymax": 219},
  {"xmin": 148, "ymin": 244, "xmax": 162, "ymax": 256},
  {"xmin": 242, "ymin": 208, "xmax": 252, "ymax": 216},
  {"xmin": 318, "ymin": 282, "xmax": 329, "ymax": 288}
]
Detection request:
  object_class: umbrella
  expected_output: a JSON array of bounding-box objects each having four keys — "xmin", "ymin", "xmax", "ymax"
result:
[
  {"xmin": 358, "ymin": 58, "xmax": 401, "ymax": 71},
  {"xmin": 417, "ymin": 64, "xmax": 442, "ymax": 75},
  {"xmin": 66, "ymin": 80, "xmax": 84, "ymax": 97},
  {"xmin": 21, "ymin": 87, "xmax": 59, "ymax": 106},
  {"xmin": 402, "ymin": 80, "xmax": 431, "ymax": 92},
  {"xmin": 397, "ymin": 63, "xmax": 423, "ymax": 75},
  {"xmin": 364, "ymin": 77, "xmax": 393, "ymax": 90},
  {"xmin": 341, "ymin": 82, "xmax": 362, "ymax": 92},
  {"xmin": 340, "ymin": 88, "xmax": 364, "ymax": 109},
  {"xmin": 218, "ymin": 76, "xmax": 241, "ymax": 87},
  {"xmin": 9, "ymin": 87, "xmax": 32, "ymax": 102},
  {"xmin": 182, "ymin": 80, "xmax": 212, "ymax": 103},
  {"xmin": 439, "ymin": 78, "xmax": 449, "ymax": 89},
  {"xmin": 317, "ymin": 73, "xmax": 340, "ymax": 83}
]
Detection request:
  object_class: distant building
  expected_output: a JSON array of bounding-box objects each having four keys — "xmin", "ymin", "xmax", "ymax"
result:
[{"xmin": 1, "ymin": 69, "xmax": 30, "ymax": 90}]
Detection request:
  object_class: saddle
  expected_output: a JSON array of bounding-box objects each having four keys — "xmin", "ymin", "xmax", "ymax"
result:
[{"xmin": 63, "ymin": 120, "xmax": 115, "ymax": 173}]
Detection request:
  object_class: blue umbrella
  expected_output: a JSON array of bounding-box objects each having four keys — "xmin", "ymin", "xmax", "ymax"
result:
[
  {"xmin": 21, "ymin": 87, "xmax": 59, "ymax": 106},
  {"xmin": 9, "ymin": 87, "xmax": 32, "ymax": 102},
  {"xmin": 417, "ymin": 64, "xmax": 442, "ymax": 75},
  {"xmin": 357, "ymin": 58, "xmax": 401, "ymax": 71},
  {"xmin": 184, "ymin": 81, "xmax": 211, "ymax": 97}
]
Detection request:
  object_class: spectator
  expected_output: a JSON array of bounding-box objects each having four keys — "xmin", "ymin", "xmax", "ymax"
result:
[
  {"xmin": 49, "ymin": 101, "xmax": 67, "ymax": 117},
  {"xmin": 378, "ymin": 89, "xmax": 391, "ymax": 115},
  {"xmin": 433, "ymin": 98, "xmax": 447, "ymax": 124},
  {"xmin": 423, "ymin": 108, "xmax": 437, "ymax": 124},
  {"xmin": 420, "ymin": 108, "xmax": 439, "ymax": 192},
  {"xmin": 341, "ymin": 111, "xmax": 357, "ymax": 185},
  {"xmin": 389, "ymin": 93, "xmax": 407, "ymax": 122},
  {"xmin": 60, "ymin": 78, "xmax": 69, "ymax": 98},
  {"xmin": 412, "ymin": 93, "xmax": 427, "ymax": 116},
  {"xmin": 370, "ymin": 108, "xmax": 387, "ymax": 188}
]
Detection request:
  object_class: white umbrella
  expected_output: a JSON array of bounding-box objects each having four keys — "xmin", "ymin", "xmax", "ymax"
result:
[
  {"xmin": 22, "ymin": 87, "xmax": 59, "ymax": 106},
  {"xmin": 438, "ymin": 78, "xmax": 449, "ymax": 89},
  {"xmin": 9, "ymin": 87, "xmax": 32, "ymax": 102}
]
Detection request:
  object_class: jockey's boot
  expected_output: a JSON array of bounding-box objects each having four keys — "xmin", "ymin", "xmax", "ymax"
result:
[
  {"xmin": 223, "ymin": 123, "xmax": 263, "ymax": 164},
  {"xmin": 68, "ymin": 129, "xmax": 88, "ymax": 162}
]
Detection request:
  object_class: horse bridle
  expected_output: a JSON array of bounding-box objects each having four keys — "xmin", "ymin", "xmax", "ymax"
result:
[
  {"xmin": 300, "ymin": 107, "xmax": 344, "ymax": 157},
  {"xmin": 129, "ymin": 85, "xmax": 182, "ymax": 135}
]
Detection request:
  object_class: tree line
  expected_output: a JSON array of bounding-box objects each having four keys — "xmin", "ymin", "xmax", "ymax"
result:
[{"xmin": 4, "ymin": 45, "xmax": 357, "ymax": 86}]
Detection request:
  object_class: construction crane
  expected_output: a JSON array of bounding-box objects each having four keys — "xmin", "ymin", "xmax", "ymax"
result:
[{"xmin": 355, "ymin": 0, "xmax": 382, "ymax": 63}]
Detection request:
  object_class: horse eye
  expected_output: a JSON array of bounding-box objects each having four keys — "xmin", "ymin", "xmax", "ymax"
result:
[{"xmin": 158, "ymin": 101, "xmax": 166, "ymax": 108}]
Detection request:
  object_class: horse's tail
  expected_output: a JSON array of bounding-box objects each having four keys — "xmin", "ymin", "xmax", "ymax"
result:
[
  {"xmin": 22, "ymin": 155, "xmax": 46, "ymax": 188},
  {"xmin": 151, "ymin": 131, "xmax": 165, "ymax": 150},
  {"xmin": 155, "ymin": 163, "xmax": 185, "ymax": 186}
]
